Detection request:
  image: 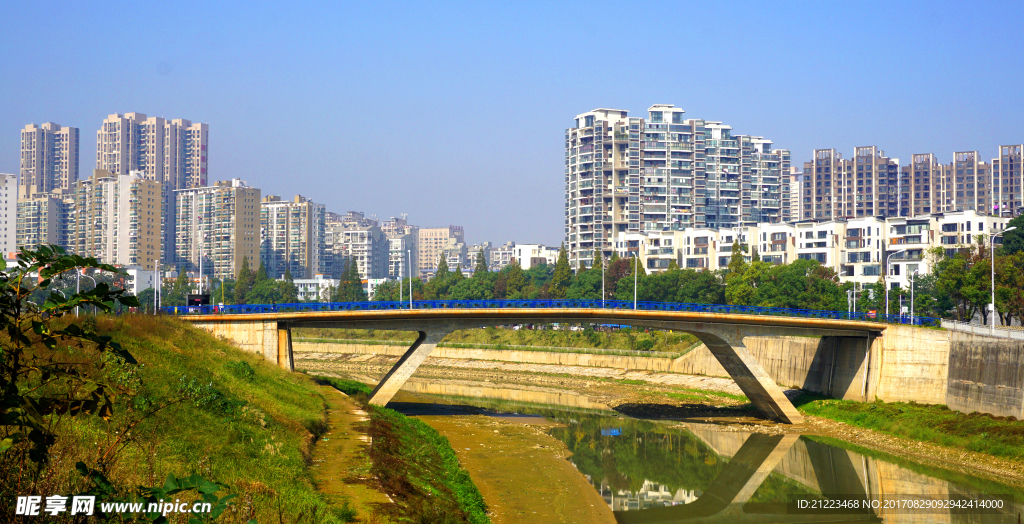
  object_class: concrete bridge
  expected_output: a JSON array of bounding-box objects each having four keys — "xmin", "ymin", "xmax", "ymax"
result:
[{"xmin": 179, "ymin": 307, "xmax": 887, "ymax": 424}]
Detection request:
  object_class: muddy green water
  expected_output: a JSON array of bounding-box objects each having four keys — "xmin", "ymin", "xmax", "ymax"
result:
[{"xmin": 390, "ymin": 382, "xmax": 1024, "ymax": 524}]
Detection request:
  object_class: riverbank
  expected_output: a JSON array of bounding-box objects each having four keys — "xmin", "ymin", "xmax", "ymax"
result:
[
  {"xmin": 2, "ymin": 315, "xmax": 348, "ymax": 524},
  {"xmin": 317, "ymin": 377, "xmax": 491, "ymax": 524},
  {"xmin": 299, "ymin": 349, "xmax": 1024, "ymax": 492}
]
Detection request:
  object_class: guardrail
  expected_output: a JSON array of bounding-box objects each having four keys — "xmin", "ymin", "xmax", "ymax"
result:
[
  {"xmin": 940, "ymin": 320, "xmax": 1024, "ymax": 340},
  {"xmin": 161, "ymin": 299, "xmax": 940, "ymax": 327}
]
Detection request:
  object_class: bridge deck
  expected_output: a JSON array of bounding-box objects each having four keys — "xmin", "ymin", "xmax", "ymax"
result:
[{"xmin": 177, "ymin": 307, "xmax": 887, "ymax": 334}]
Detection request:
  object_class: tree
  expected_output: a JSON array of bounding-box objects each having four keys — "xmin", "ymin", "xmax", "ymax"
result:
[
  {"xmin": 435, "ymin": 255, "xmax": 449, "ymax": 281},
  {"xmin": 604, "ymin": 256, "xmax": 631, "ymax": 298},
  {"xmin": 234, "ymin": 257, "xmax": 254, "ymax": 305},
  {"xmin": 278, "ymin": 267, "xmax": 299, "ymax": 304},
  {"xmin": 613, "ymin": 257, "xmax": 646, "ymax": 302},
  {"xmin": 447, "ymin": 275, "xmax": 494, "ymax": 300},
  {"xmin": 591, "ymin": 248, "xmax": 604, "ymax": 273},
  {"xmin": 332, "ymin": 256, "xmax": 368, "ymax": 302},
  {"xmin": 0, "ymin": 245, "xmax": 139, "ymax": 465},
  {"xmin": 549, "ymin": 244, "xmax": 572, "ymax": 299},
  {"xmin": 1001, "ymin": 214, "xmax": 1024, "ymax": 255},
  {"xmin": 727, "ymin": 241, "xmax": 747, "ymax": 276},
  {"xmin": 255, "ymin": 260, "xmax": 268, "ymax": 283},
  {"xmin": 248, "ymin": 279, "xmax": 283, "ymax": 304},
  {"xmin": 567, "ymin": 267, "xmax": 603, "ymax": 300},
  {"xmin": 163, "ymin": 267, "xmax": 190, "ymax": 307},
  {"xmin": 997, "ymin": 251, "xmax": 1024, "ymax": 325},
  {"xmin": 474, "ymin": 250, "xmax": 488, "ymax": 276},
  {"xmin": 503, "ymin": 259, "xmax": 527, "ymax": 299},
  {"xmin": 136, "ymin": 288, "xmax": 156, "ymax": 313}
]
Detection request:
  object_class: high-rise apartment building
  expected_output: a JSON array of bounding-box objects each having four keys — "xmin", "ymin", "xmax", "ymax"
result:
[
  {"xmin": 380, "ymin": 215, "xmax": 419, "ymax": 280},
  {"xmin": 20, "ymin": 123, "xmax": 79, "ymax": 199},
  {"xmin": 418, "ymin": 226, "xmax": 464, "ymax": 274},
  {"xmin": 565, "ymin": 105, "xmax": 789, "ymax": 268},
  {"xmin": 260, "ymin": 195, "xmax": 326, "ymax": 279},
  {"xmin": 788, "ymin": 168, "xmax": 803, "ymax": 222},
  {"xmin": 16, "ymin": 194, "xmax": 72, "ymax": 252},
  {"xmin": 902, "ymin": 153, "xmax": 947, "ymax": 216},
  {"xmin": 948, "ymin": 151, "xmax": 991, "ymax": 214},
  {"xmin": 66, "ymin": 170, "xmax": 161, "ymax": 270},
  {"xmin": 175, "ymin": 179, "xmax": 260, "ymax": 280},
  {"xmin": 343, "ymin": 226, "xmax": 389, "ymax": 280},
  {"xmin": 802, "ymin": 147, "xmax": 898, "ymax": 220},
  {"xmin": 96, "ymin": 113, "xmax": 209, "ymax": 262},
  {"xmin": 993, "ymin": 145, "xmax": 1023, "ymax": 217},
  {"xmin": 0, "ymin": 174, "xmax": 17, "ymax": 255}
]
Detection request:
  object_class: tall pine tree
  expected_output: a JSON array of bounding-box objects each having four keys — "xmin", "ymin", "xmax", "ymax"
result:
[
  {"xmin": 279, "ymin": 267, "xmax": 299, "ymax": 303},
  {"xmin": 549, "ymin": 243, "xmax": 572, "ymax": 299},
  {"xmin": 234, "ymin": 257, "xmax": 253, "ymax": 305},
  {"xmin": 474, "ymin": 250, "xmax": 488, "ymax": 276},
  {"xmin": 255, "ymin": 260, "xmax": 268, "ymax": 283},
  {"xmin": 435, "ymin": 255, "xmax": 449, "ymax": 280}
]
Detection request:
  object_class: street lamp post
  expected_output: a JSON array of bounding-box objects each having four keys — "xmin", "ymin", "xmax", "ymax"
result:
[
  {"xmin": 839, "ymin": 270, "xmax": 851, "ymax": 315},
  {"xmin": 408, "ymin": 249, "xmax": 413, "ymax": 309},
  {"xmin": 632, "ymin": 251, "xmax": 638, "ymax": 310},
  {"xmin": 909, "ymin": 270, "xmax": 920, "ymax": 322},
  {"xmin": 884, "ymin": 248, "xmax": 907, "ymax": 321},
  {"xmin": 154, "ymin": 259, "xmax": 160, "ymax": 313},
  {"xmin": 601, "ymin": 258, "xmax": 605, "ymax": 309},
  {"xmin": 993, "ymin": 226, "xmax": 1017, "ymax": 334}
]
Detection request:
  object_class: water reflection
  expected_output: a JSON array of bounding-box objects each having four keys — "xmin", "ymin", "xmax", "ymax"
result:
[{"xmin": 381, "ymin": 377, "xmax": 1024, "ymax": 523}]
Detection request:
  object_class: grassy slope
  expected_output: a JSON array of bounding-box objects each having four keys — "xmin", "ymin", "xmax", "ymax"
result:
[
  {"xmin": 797, "ymin": 395, "xmax": 1024, "ymax": 460},
  {"xmin": 317, "ymin": 377, "xmax": 491, "ymax": 524},
  {"xmin": 11, "ymin": 315, "xmax": 346, "ymax": 524}
]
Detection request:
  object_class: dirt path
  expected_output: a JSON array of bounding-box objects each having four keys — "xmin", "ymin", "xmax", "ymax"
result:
[
  {"xmin": 393, "ymin": 394, "xmax": 615, "ymax": 524},
  {"xmin": 311, "ymin": 386, "xmax": 395, "ymax": 522}
]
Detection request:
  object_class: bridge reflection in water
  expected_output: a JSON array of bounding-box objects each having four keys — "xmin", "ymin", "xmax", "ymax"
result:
[{"xmin": 388, "ymin": 380, "xmax": 1023, "ymax": 524}]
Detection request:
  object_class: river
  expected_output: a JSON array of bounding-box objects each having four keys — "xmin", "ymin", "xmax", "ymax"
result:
[{"xmin": 369, "ymin": 378, "xmax": 1024, "ymax": 524}]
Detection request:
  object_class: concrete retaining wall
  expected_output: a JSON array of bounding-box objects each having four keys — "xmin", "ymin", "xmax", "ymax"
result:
[
  {"xmin": 946, "ymin": 331, "xmax": 1024, "ymax": 419},
  {"xmin": 296, "ymin": 341, "xmax": 706, "ymax": 373},
  {"xmin": 872, "ymin": 324, "xmax": 950, "ymax": 405}
]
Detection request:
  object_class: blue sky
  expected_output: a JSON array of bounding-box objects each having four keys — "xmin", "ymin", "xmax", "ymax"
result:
[{"xmin": 2, "ymin": 0, "xmax": 1022, "ymax": 245}]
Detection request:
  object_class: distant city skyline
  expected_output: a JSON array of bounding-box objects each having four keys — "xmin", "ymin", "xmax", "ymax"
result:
[{"xmin": 3, "ymin": 1, "xmax": 1023, "ymax": 245}]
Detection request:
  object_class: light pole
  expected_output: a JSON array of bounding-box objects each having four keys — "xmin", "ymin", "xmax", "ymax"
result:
[
  {"xmin": 884, "ymin": 248, "xmax": 907, "ymax": 320},
  {"xmin": 408, "ymin": 249, "xmax": 413, "ymax": 309},
  {"xmin": 909, "ymin": 270, "xmax": 920, "ymax": 321},
  {"xmin": 154, "ymin": 259, "xmax": 160, "ymax": 313},
  {"xmin": 993, "ymin": 226, "xmax": 1017, "ymax": 334},
  {"xmin": 156, "ymin": 261, "xmax": 162, "ymax": 311},
  {"xmin": 601, "ymin": 257, "xmax": 605, "ymax": 309},
  {"xmin": 839, "ymin": 270, "xmax": 851, "ymax": 315},
  {"xmin": 632, "ymin": 251, "xmax": 638, "ymax": 310}
]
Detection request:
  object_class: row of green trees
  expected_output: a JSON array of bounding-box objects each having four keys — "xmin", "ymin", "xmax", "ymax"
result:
[
  {"xmin": 154, "ymin": 255, "xmax": 369, "ymax": 308},
  {"xmin": 150, "ymin": 211, "xmax": 1024, "ymax": 322},
  {"xmin": 373, "ymin": 232, "xmax": 1024, "ymax": 323}
]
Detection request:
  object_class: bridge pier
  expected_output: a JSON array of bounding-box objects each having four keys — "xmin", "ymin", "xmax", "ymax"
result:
[
  {"xmin": 694, "ymin": 331, "xmax": 804, "ymax": 424},
  {"xmin": 368, "ymin": 328, "xmax": 453, "ymax": 406}
]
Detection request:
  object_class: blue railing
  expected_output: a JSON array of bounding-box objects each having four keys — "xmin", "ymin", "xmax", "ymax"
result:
[{"xmin": 161, "ymin": 299, "xmax": 939, "ymax": 327}]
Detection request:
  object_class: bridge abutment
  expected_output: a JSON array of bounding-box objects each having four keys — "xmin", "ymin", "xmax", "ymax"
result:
[{"xmin": 190, "ymin": 319, "xmax": 294, "ymax": 370}]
